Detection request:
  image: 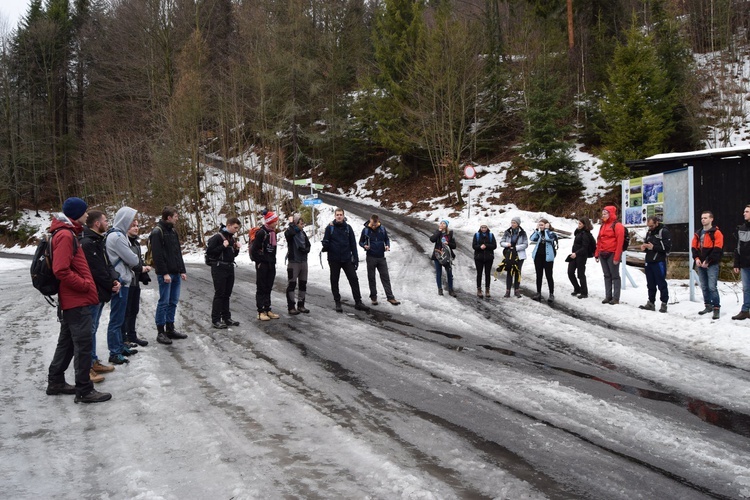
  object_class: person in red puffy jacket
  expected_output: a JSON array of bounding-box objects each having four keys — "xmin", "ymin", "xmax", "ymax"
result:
[{"xmin": 594, "ymin": 205, "xmax": 626, "ymax": 305}]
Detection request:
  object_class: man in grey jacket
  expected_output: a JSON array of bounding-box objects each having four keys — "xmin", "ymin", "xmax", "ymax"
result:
[{"xmin": 105, "ymin": 206, "xmax": 144, "ymax": 364}]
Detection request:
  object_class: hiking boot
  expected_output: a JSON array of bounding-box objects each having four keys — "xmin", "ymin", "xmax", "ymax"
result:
[
  {"xmin": 89, "ymin": 369, "xmax": 105, "ymax": 384},
  {"xmin": 74, "ymin": 389, "xmax": 112, "ymax": 404},
  {"xmin": 485, "ymin": 288, "xmax": 491, "ymax": 299},
  {"xmin": 288, "ymin": 308, "xmax": 300, "ymax": 315},
  {"xmin": 121, "ymin": 345, "xmax": 138, "ymax": 356},
  {"xmin": 387, "ymin": 298, "xmax": 401, "ymax": 306},
  {"xmin": 212, "ymin": 322, "xmax": 228, "ymax": 329},
  {"xmin": 46, "ymin": 382, "xmax": 76, "ymax": 395},
  {"xmin": 602, "ymin": 298, "xmax": 612, "ymax": 304},
  {"xmin": 123, "ymin": 341, "xmax": 138, "ymax": 349},
  {"xmin": 132, "ymin": 337, "xmax": 149, "ymax": 347},
  {"xmin": 371, "ymin": 298, "xmax": 379, "ymax": 305},
  {"xmin": 659, "ymin": 302, "xmax": 668, "ymax": 313},
  {"xmin": 448, "ymin": 289, "xmax": 457, "ymax": 297},
  {"xmin": 514, "ymin": 289, "xmax": 522, "ymax": 298},
  {"xmin": 166, "ymin": 323, "xmax": 187, "ymax": 340},
  {"xmin": 532, "ymin": 293, "xmax": 542, "ymax": 302},
  {"xmin": 108, "ymin": 354, "xmax": 129, "ymax": 365},
  {"xmin": 571, "ymin": 290, "xmax": 581, "ymax": 296},
  {"xmin": 504, "ymin": 289, "xmax": 511, "ymax": 298},
  {"xmin": 266, "ymin": 311, "xmax": 280, "ymax": 319},
  {"xmin": 698, "ymin": 305, "xmax": 712, "ymax": 315},
  {"xmin": 639, "ymin": 301, "xmax": 655, "ymax": 311},
  {"xmin": 578, "ymin": 294, "xmax": 588, "ymax": 299},
  {"xmin": 477, "ymin": 288, "xmax": 483, "ymax": 298},
  {"xmin": 92, "ymin": 361, "xmax": 115, "ymax": 373},
  {"xmin": 354, "ymin": 301, "xmax": 370, "ymax": 311},
  {"xmin": 156, "ymin": 325, "xmax": 172, "ymax": 345},
  {"xmin": 609, "ymin": 299, "xmax": 619, "ymax": 305},
  {"xmin": 712, "ymin": 308, "xmax": 720, "ymax": 320},
  {"xmin": 547, "ymin": 294, "xmax": 555, "ymax": 302},
  {"xmin": 438, "ymin": 289, "xmax": 444, "ymax": 296},
  {"xmin": 258, "ymin": 312, "xmax": 270, "ymax": 321},
  {"xmin": 297, "ymin": 302, "xmax": 310, "ymax": 314},
  {"xmin": 732, "ymin": 310, "xmax": 750, "ymax": 320},
  {"xmin": 224, "ymin": 319, "xmax": 240, "ymax": 326},
  {"xmin": 335, "ymin": 301, "xmax": 343, "ymax": 312}
]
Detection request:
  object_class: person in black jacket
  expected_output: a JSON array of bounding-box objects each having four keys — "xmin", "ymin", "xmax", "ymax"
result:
[
  {"xmin": 430, "ymin": 219, "xmax": 457, "ymax": 297},
  {"xmin": 359, "ymin": 214, "xmax": 400, "ymax": 306},
  {"xmin": 150, "ymin": 206, "xmax": 188, "ymax": 344},
  {"xmin": 251, "ymin": 211, "xmax": 280, "ymax": 320},
  {"xmin": 472, "ymin": 223, "xmax": 497, "ymax": 298},
  {"xmin": 639, "ymin": 216, "xmax": 672, "ymax": 313},
  {"xmin": 206, "ymin": 217, "xmax": 242, "ymax": 328},
  {"xmin": 567, "ymin": 217, "xmax": 594, "ymax": 299},
  {"xmin": 80, "ymin": 210, "xmax": 120, "ymax": 380},
  {"xmin": 322, "ymin": 208, "xmax": 369, "ymax": 312},
  {"xmin": 284, "ymin": 214, "xmax": 311, "ymax": 315},
  {"xmin": 732, "ymin": 205, "xmax": 750, "ymax": 320}
]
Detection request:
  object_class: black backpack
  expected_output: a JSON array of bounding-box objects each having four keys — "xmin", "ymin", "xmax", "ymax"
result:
[
  {"xmin": 205, "ymin": 233, "xmax": 227, "ymax": 265},
  {"xmin": 30, "ymin": 228, "xmax": 77, "ymax": 305},
  {"xmin": 612, "ymin": 222, "xmax": 629, "ymax": 252},
  {"xmin": 586, "ymin": 231, "xmax": 596, "ymax": 258}
]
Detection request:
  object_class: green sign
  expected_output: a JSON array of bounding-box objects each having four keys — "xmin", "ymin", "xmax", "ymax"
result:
[
  {"xmin": 312, "ymin": 183, "xmax": 325, "ymax": 190},
  {"xmin": 293, "ymin": 178, "xmax": 312, "ymax": 186}
]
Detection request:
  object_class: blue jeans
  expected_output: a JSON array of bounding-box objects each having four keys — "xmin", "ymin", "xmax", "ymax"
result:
[
  {"xmin": 741, "ymin": 267, "xmax": 750, "ymax": 312},
  {"xmin": 107, "ymin": 286, "xmax": 130, "ymax": 356},
  {"xmin": 156, "ymin": 274, "xmax": 181, "ymax": 326},
  {"xmin": 88, "ymin": 302, "xmax": 105, "ymax": 363},
  {"xmin": 434, "ymin": 259, "xmax": 453, "ymax": 291},
  {"xmin": 696, "ymin": 264, "xmax": 720, "ymax": 308}
]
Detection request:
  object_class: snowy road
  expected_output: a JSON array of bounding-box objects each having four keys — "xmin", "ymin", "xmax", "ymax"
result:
[{"xmin": 2, "ymin": 205, "xmax": 750, "ymax": 498}]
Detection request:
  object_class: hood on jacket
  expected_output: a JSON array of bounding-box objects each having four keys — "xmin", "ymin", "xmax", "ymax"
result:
[
  {"xmin": 603, "ymin": 205, "xmax": 618, "ymax": 222},
  {"xmin": 113, "ymin": 206, "xmax": 137, "ymax": 233},
  {"xmin": 50, "ymin": 213, "xmax": 83, "ymax": 234},
  {"xmin": 364, "ymin": 220, "xmax": 381, "ymax": 230}
]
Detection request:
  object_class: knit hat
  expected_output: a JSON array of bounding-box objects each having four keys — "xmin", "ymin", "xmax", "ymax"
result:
[
  {"xmin": 62, "ymin": 197, "xmax": 88, "ymax": 221},
  {"xmin": 292, "ymin": 213, "xmax": 301, "ymax": 225},
  {"xmin": 511, "ymin": 216, "xmax": 521, "ymax": 226},
  {"xmin": 263, "ymin": 211, "xmax": 279, "ymax": 225},
  {"xmin": 441, "ymin": 219, "xmax": 450, "ymax": 228}
]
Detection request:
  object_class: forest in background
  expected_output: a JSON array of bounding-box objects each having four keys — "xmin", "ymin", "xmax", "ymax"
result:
[{"xmin": 1, "ymin": 0, "xmax": 750, "ymax": 242}]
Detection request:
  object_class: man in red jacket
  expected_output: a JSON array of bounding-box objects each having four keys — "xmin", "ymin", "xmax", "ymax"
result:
[
  {"xmin": 46, "ymin": 197, "xmax": 112, "ymax": 404},
  {"xmin": 691, "ymin": 211, "xmax": 724, "ymax": 319}
]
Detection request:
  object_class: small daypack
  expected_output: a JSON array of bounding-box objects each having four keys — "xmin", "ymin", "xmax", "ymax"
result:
[
  {"xmin": 30, "ymin": 228, "xmax": 77, "ymax": 304},
  {"xmin": 144, "ymin": 226, "xmax": 163, "ymax": 267},
  {"xmin": 248, "ymin": 226, "xmax": 263, "ymax": 262},
  {"xmin": 586, "ymin": 231, "xmax": 596, "ymax": 258},
  {"xmin": 434, "ymin": 241, "xmax": 452, "ymax": 266},
  {"xmin": 205, "ymin": 233, "xmax": 227, "ymax": 266},
  {"xmin": 611, "ymin": 222, "xmax": 629, "ymax": 252}
]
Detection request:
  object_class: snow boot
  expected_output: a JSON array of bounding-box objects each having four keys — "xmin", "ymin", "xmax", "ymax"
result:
[
  {"xmin": 515, "ymin": 288, "xmax": 522, "ymax": 298},
  {"xmin": 659, "ymin": 302, "xmax": 668, "ymax": 313},
  {"xmin": 504, "ymin": 289, "xmax": 511, "ymax": 298},
  {"xmin": 335, "ymin": 301, "xmax": 343, "ymax": 313},
  {"xmin": 156, "ymin": 324, "xmax": 172, "ymax": 345},
  {"xmin": 485, "ymin": 288, "xmax": 491, "ymax": 299},
  {"xmin": 477, "ymin": 288, "xmax": 483, "ymax": 298},
  {"xmin": 354, "ymin": 301, "xmax": 370, "ymax": 311},
  {"xmin": 732, "ymin": 310, "xmax": 750, "ymax": 320},
  {"xmin": 288, "ymin": 308, "xmax": 300, "ymax": 316},
  {"xmin": 698, "ymin": 304, "xmax": 712, "ymax": 315},
  {"xmin": 712, "ymin": 308, "xmax": 720, "ymax": 320},
  {"xmin": 266, "ymin": 311, "xmax": 280, "ymax": 319},
  {"xmin": 639, "ymin": 301, "xmax": 655, "ymax": 311},
  {"xmin": 438, "ymin": 289, "xmax": 444, "ymax": 296},
  {"xmin": 257, "ymin": 312, "xmax": 270, "ymax": 321},
  {"xmin": 448, "ymin": 289, "xmax": 457, "ymax": 297},
  {"xmin": 547, "ymin": 294, "xmax": 555, "ymax": 302},
  {"xmin": 297, "ymin": 302, "xmax": 310, "ymax": 314},
  {"xmin": 166, "ymin": 323, "xmax": 187, "ymax": 340},
  {"xmin": 531, "ymin": 293, "xmax": 542, "ymax": 302}
]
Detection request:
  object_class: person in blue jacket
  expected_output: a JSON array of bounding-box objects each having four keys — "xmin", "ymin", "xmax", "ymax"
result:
[
  {"xmin": 529, "ymin": 218, "xmax": 558, "ymax": 302},
  {"xmin": 322, "ymin": 208, "xmax": 369, "ymax": 313},
  {"xmin": 359, "ymin": 214, "xmax": 400, "ymax": 306}
]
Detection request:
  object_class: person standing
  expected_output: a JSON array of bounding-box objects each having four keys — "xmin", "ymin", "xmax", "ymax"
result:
[
  {"xmin": 472, "ymin": 223, "xmax": 496, "ymax": 298},
  {"xmin": 529, "ymin": 218, "xmax": 558, "ymax": 302},
  {"xmin": 692, "ymin": 211, "xmax": 724, "ymax": 319},
  {"xmin": 595, "ymin": 206, "xmax": 626, "ymax": 305},
  {"xmin": 430, "ymin": 219, "xmax": 457, "ymax": 297},
  {"xmin": 80, "ymin": 210, "xmax": 120, "ymax": 382},
  {"xmin": 151, "ymin": 206, "xmax": 188, "ymax": 344},
  {"xmin": 568, "ymin": 217, "xmax": 594, "ymax": 299},
  {"xmin": 638, "ymin": 216, "xmax": 672, "ymax": 313},
  {"xmin": 251, "ymin": 211, "xmax": 280, "ymax": 320},
  {"xmin": 206, "ymin": 217, "xmax": 242, "ymax": 328},
  {"xmin": 105, "ymin": 206, "xmax": 142, "ymax": 365},
  {"xmin": 499, "ymin": 217, "xmax": 528, "ymax": 298},
  {"xmin": 46, "ymin": 197, "xmax": 111, "ymax": 403},
  {"xmin": 359, "ymin": 214, "xmax": 400, "ymax": 306},
  {"xmin": 732, "ymin": 205, "xmax": 750, "ymax": 321},
  {"xmin": 322, "ymin": 208, "xmax": 369, "ymax": 312},
  {"xmin": 284, "ymin": 213, "xmax": 311, "ymax": 315},
  {"xmin": 121, "ymin": 216, "xmax": 152, "ymax": 345}
]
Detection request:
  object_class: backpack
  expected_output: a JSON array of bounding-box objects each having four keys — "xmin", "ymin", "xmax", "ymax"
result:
[
  {"xmin": 434, "ymin": 239, "xmax": 452, "ymax": 266},
  {"xmin": 248, "ymin": 226, "xmax": 264, "ymax": 262},
  {"xmin": 30, "ymin": 228, "xmax": 77, "ymax": 305},
  {"xmin": 586, "ymin": 231, "xmax": 596, "ymax": 258},
  {"xmin": 612, "ymin": 222, "xmax": 629, "ymax": 252},
  {"xmin": 205, "ymin": 233, "xmax": 227, "ymax": 266},
  {"xmin": 144, "ymin": 226, "xmax": 163, "ymax": 267}
]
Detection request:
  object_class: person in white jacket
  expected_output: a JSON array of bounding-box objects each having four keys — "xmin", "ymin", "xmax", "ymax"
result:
[{"xmin": 105, "ymin": 206, "xmax": 143, "ymax": 364}]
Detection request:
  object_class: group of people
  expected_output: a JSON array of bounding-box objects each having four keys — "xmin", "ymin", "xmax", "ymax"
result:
[{"xmin": 46, "ymin": 200, "xmax": 190, "ymax": 404}]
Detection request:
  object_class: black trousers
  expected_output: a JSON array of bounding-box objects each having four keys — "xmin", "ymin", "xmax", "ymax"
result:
[
  {"xmin": 48, "ymin": 306, "xmax": 93, "ymax": 396},
  {"xmin": 505, "ymin": 259, "xmax": 524, "ymax": 289},
  {"xmin": 567, "ymin": 255, "xmax": 588, "ymax": 295},
  {"xmin": 255, "ymin": 261, "xmax": 276, "ymax": 312},
  {"xmin": 122, "ymin": 284, "xmax": 141, "ymax": 341},
  {"xmin": 366, "ymin": 255, "xmax": 394, "ymax": 300},
  {"xmin": 534, "ymin": 253, "xmax": 554, "ymax": 294},
  {"xmin": 475, "ymin": 258, "xmax": 493, "ymax": 289},
  {"xmin": 211, "ymin": 263, "xmax": 236, "ymax": 322},
  {"xmin": 329, "ymin": 260, "xmax": 362, "ymax": 303}
]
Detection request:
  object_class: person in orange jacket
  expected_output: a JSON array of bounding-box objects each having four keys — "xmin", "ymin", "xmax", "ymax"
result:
[
  {"xmin": 594, "ymin": 206, "xmax": 626, "ymax": 305},
  {"xmin": 691, "ymin": 211, "xmax": 724, "ymax": 319}
]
